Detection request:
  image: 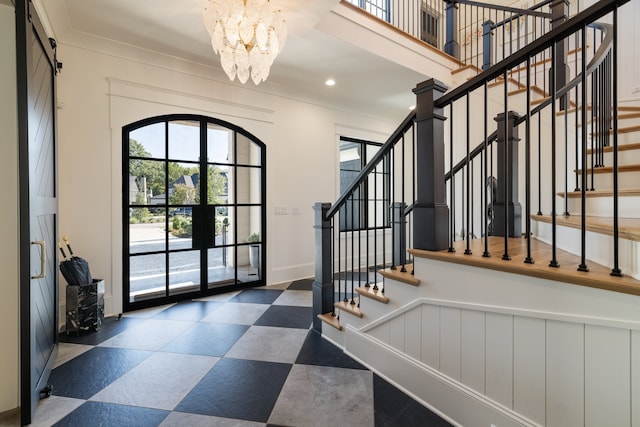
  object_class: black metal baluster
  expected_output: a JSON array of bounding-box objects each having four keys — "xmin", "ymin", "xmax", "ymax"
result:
[
  {"xmin": 465, "ymin": 93, "xmax": 472, "ymax": 254},
  {"xmin": 578, "ymin": 26, "xmax": 589, "ymax": 272},
  {"xmin": 483, "ymin": 81, "xmax": 491, "ymax": 257},
  {"xmin": 373, "ymin": 162, "xmax": 379, "ymax": 291},
  {"xmin": 502, "ymin": 69, "xmax": 510, "ymax": 261},
  {"xmin": 563, "ymin": 100, "xmax": 569, "ymax": 216},
  {"xmin": 538, "ymin": 111, "xmax": 542, "ymax": 215},
  {"xmin": 365, "ymin": 174, "xmax": 370, "ymax": 288},
  {"xmin": 449, "ymin": 104, "xmax": 456, "ymax": 252},
  {"xmin": 550, "ymin": 42, "xmax": 559, "ymax": 268},
  {"xmin": 525, "ymin": 56, "xmax": 534, "ymax": 264},
  {"xmin": 611, "ymin": 9, "xmax": 621, "ymax": 277},
  {"xmin": 401, "ymin": 132, "xmax": 407, "ymax": 272},
  {"xmin": 331, "ymin": 217, "xmax": 336, "ymax": 317}
]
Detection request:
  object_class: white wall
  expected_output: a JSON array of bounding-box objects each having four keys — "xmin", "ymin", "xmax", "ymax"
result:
[
  {"xmin": 54, "ymin": 36, "xmax": 397, "ymax": 319},
  {"xmin": 0, "ymin": 3, "xmax": 20, "ymax": 414}
]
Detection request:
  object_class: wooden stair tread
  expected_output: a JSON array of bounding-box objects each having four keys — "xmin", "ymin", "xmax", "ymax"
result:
[
  {"xmin": 576, "ymin": 164, "xmax": 640, "ymax": 174},
  {"xmin": 379, "ymin": 264, "xmax": 420, "ymax": 286},
  {"xmin": 452, "ymin": 64, "xmax": 481, "ymax": 75},
  {"xmin": 356, "ymin": 285, "xmax": 390, "ymax": 303},
  {"xmin": 317, "ymin": 313, "xmax": 342, "ymax": 330},
  {"xmin": 334, "ymin": 298, "xmax": 363, "ymax": 318},
  {"xmin": 532, "ymin": 214, "xmax": 640, "ymax": 241},
  {"xmin": 587, "ymin": 142, "xmax": 640, "ymax": 154},
  {"xmin": 558, "ymin": 188, "xmax": 640, "ymax": 198},
  {"xmin": 410, "ymin": 237, "xmax": 640, "ymax": 297}
]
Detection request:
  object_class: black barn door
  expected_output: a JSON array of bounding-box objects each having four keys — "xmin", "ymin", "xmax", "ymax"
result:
[{"xmin": 17, "ymin": 0, "xmax": 59, "ymax": 424}]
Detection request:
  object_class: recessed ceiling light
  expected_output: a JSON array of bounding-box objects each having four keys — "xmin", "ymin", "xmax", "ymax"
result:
[
  {"xmin": 409, "ymin": 105, "xmax": 416, "ymax": 110},
  {"xmin": 325, "ymin": 79, "xmax": 336, "ymax": 86}
]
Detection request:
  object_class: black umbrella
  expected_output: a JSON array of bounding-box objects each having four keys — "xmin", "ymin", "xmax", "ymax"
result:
[{"xmin": 59, "ymin": 236, "xmax": 93, "ymax": 286}]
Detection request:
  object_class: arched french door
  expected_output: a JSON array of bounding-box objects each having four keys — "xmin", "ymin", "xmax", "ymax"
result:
[{"xmin": 122, "ymin": 114, "xmax": 266, "ymax": 311}]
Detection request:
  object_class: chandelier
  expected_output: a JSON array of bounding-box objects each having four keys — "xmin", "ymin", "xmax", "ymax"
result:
[{"xmin": 203, "ymin": 0, "xmax": 287, "ymax": 85}]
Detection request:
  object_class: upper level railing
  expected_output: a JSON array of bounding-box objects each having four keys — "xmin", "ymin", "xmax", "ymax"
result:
[
  {"xmin": 345, "ymin": 0, "xmax": 584, "ymax": 73},
  {"xmin": 314, "ymin": 0, "xmax": 629, "ymax": 331}
]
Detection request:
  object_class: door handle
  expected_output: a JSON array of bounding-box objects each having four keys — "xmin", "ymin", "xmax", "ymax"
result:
[{"xmin": 31, "ymin": 240, "xmax": 46, "ymax": 279}]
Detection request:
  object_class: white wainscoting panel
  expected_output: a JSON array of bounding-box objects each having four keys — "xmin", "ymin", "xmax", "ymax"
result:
[
  {"xmin": 485, "ymin": 312, "xmax": 514, "ymax": 409},
  {"xmin": 389, "ymin": 314, "xmax": 405, "ymax": 350},
  {"xmin": 513, "ymin": 316, "xmax": 546, "ymax": 425},
  {"xmin": 460, "ymin": 309, "xmax": 485, "ymax": 395},
  {"xmin": 404, "ymin": 307, "xmax": 422, "ymax": 360},
  {"xmin": 633, "ymin": 330, "xmax": 640, "ymax": 427},
  {"xmin": 584, "ymin": 325, "xmax": 630, "ymax": 427},
  {"xmin": 369, "ymin": 318, "xmax": 390, "ymax": 344},
  {"xmin": 440, "ymin": 307, "xmax": 462, "ymax": 381},
  {"xmin": 546, "ymin": 320, "xmax": 584, "ymax": 427},
  {"xmin": 421, "ymin": 304, "xmax": 440, "ymax": 369}
]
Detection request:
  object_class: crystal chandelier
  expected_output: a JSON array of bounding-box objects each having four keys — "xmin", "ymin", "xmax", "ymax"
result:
[{"xmin": 203, "ymin": 0, "xmax": 287, "ymax": 85}]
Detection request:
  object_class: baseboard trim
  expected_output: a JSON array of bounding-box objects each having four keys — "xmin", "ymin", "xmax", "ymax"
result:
[{"xmin": 344, "ymin": 325, "xmax": 540, "ymax": 427}]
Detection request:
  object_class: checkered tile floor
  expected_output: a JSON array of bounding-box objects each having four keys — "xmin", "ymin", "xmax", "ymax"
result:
[{"xmin": 28, "ymin": 279, "xmax": 451, "ymax": 426}]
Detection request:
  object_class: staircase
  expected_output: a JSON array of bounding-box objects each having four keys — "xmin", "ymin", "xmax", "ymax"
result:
[{"xmin": 314, "ymin": 0, "xmax": 640, "ymax": 426}]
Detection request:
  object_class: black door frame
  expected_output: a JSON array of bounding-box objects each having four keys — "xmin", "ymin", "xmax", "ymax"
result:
[
  {"xmin": 122, "ymin": 114, "xmax": 267, "ymax": 312},
  {"xmin": 17, "ymin": 0, "xmax": 59, "ymax": 424}
]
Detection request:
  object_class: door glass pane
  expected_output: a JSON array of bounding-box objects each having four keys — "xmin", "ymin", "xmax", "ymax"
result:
[
  {"xmin": 207, "ymin": 124, "xmax": 233, "ymax": 164},
  {"xmin": 237, "ymin": 206, "xmax": 261, "ymax": 244},
  {"xmin": 236, "ymin": 133, "xmax": 261, "ymax": 166},
  {"xmin": 216, "ymin": 206, "xmax": 234, "ymax": 245},
  {"xmin": 207, "ymin": 164, "xmax": 230, "ymax": 205},
  {"xmin": 130, "ymin": 123, "xmax": 165, "ymax": 159},
  {"xmin": 168, "ymin": 121, "xmax": 200, "ymax": 161},
  {"xmin": 169, "ymin": 251, "xmax": 200, "ymax": 296},
  {"xmin": 130, "ymin": 254, "xmax": 166, "ymax": 302},
  {"xmin": 168, "ymin": 213, "xmax": 193, "ymax": 251},
  {"xmin": 207, "ymin": 248, "xmax": 235, "ymax": 288},
  {"xmin": 168, "ymin": 161, "xmax": 199, "ymax": 205},
  {"xmin": 130, "ymin": 208, "xmax": 166, "ymax": 254},
  {"xmin": 237, "ymin": 245, "xmax": 261, "ymax": 282},
  {"xmin": 129, "ymin": 159, "xmax": 165, "ymax": 205},
  {"xmin": 237, "ymin": 166, "xmax": 261, "ymax": 204}
]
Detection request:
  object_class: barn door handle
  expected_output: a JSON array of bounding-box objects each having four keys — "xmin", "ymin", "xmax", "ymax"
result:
[{"xmin": 31, "ymin": 240, "xmax": 46, "ymax": 279}]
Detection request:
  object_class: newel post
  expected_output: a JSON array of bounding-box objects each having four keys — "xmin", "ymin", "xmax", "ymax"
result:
[
  {"xmin": 412, "ymin": 79, "xmax": 449, "ymax": 251},
  {"xmin": 550, "ymin": 0, "xmax": 570, "ymax": 110},
  {"xmin": 493, "ymin": 111, "xmax": 522, "ymax": 237},
  {"xmin": 444, "ymin": 0, "xmax": 459, "ymax": 59},
  {"xmin": 312, "ymin": 202, "xmax": 333, "ymax": 332}
]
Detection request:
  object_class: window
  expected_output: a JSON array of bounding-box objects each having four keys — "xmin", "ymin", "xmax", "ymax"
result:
[
  {"xmin": 339, "ymin": 136, "xmax": 390, "ymax": 231},
  {"xmin": 421, "ymin": 5, "xmax": 440, "ymax": 48},
  {"xmin": 347, "ymin": 0, "xmax": 391, "ymax": 22}
]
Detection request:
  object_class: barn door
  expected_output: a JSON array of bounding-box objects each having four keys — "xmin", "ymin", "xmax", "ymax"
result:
[{"xmin": 17, "ymin": 0, "xmax": 59, "ymax": 424}]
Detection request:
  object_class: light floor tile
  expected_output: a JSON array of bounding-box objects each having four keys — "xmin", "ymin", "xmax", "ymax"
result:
[
  {"xmin": 90, "ymin": 352, "xmax": 218, "ymax": 410},
  {"xmin": 195, "ymin": 291, "xmax": 241, "ymax": 302},
  {"xmin": 30, "ymin": 396, "xmax": 85, "ymax": 427},
  {"xmin": 263, "ymin": 282, "xmax": 290, "ymax": 290},
  {"xmin": 225, "ymin": 325, "xmax": 308, "ymax": 364},
  {"xmin": 98, "ymin": 319, "xmax": 195, "ymax": 351},
  {"xmin": 269, "ymin": 364, "xmax": 374, "ymax": 427},
  {"xmin": 200, "ymin": 302, "xmax": 269, "ymax": 325},
  {"xmin": 123, "ymin": 303, "xmax": 176, "ymax": 318},
  {"xmin": 159, "ymin": 412, "xmax": 264, "ymax": 427},
  {"xmin": 272, "ymin": 290, "xmax": 312, "ymax": 307},
  {"xmin": 54, "ymin": 342, "xmax": 94, "ymax": 368}
]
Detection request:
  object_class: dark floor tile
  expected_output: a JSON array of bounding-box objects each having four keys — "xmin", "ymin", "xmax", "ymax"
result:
[
  {"xmin": 60, "ymin": 316, "xmax": 145, "ymax": 346},
  {"xmin": 230, "ymin": 289, "xmax": 283, "ymax": 304},
  {"xmin": 254, "ymin": 305, "xmax": 312, "ymax": 329},
  {"xmin": 295, "ymin": 329, "xmax": 366, "ymax": 370},
  {"xmin": 53, "ymin": 401, "xmax": 168, "ymax": 427},
  {"xmin": 161, "ymin": 322, "xmax": 249, "ymax": 357},
  {"xmin": 287, "ymin": 278, "xmax": 313, "ymax": 291},
  {"xmin": 175, "ymin": 358, "xmax": 291, "ymax": 422},
  {"xmin": 152, "ymin": 300, "xmax": 222, "ymax": 321},
  {"xmin": 374, "ymin": 374, "xmax": 452, "ymax": 427},
  {"xmin": 49, "ymin": 347, "xmax": 152, "ymax": 399}
]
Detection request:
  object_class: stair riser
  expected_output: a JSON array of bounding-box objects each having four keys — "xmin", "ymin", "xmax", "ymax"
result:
[
  {"xmin": 577, "ymin": 171, "xmax": 640, "ymax": 190},
  {"xmin": 533, "ymin": 220, "xmax": 640, "ymax": 279},
  {"xmin": 561, "ymin": 195, "xmax": 640, "ymax": 218},
  {"xmin": 592, "ymin": 148, "xmax": 640, "ymax": 166}
]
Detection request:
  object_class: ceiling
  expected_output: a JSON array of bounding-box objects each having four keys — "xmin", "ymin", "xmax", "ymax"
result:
[{"xmin": 37, "ymin": 0, "xmax": 430, "ymax": 120}]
